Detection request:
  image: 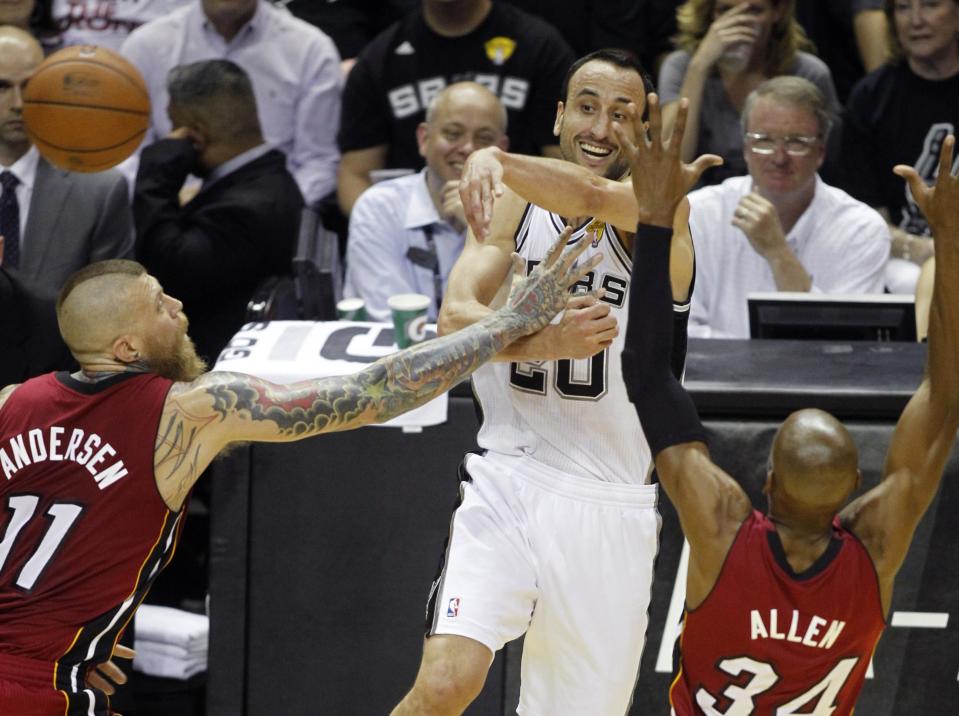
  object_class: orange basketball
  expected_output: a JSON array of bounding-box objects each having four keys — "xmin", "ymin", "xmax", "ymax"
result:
[{"xmin": 22, "ymin": 45, "xmax": 150, "ymax": 173}]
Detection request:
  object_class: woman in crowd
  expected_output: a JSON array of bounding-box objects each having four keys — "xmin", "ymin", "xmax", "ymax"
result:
[
  {"xmin": 841, "ymin": 0, "xmax": 959, "ymax": 293},
  {"xmin": 659, "ymin": 0, "xmax": 839, "ymax": 184}
]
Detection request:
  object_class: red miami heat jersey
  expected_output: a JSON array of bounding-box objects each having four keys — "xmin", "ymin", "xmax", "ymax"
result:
[
  {"xmin": 670, "ymin": 510, "xmax": 885, "ymax": 716},
  {"xmin": 0, "ymin": 371, "xmax": 181, "ymax": 713}
]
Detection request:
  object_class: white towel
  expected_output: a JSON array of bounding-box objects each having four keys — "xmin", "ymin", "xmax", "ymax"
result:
[{"xmin": 133, "ymin": 605, "xmax": 208, "ymax": 649}]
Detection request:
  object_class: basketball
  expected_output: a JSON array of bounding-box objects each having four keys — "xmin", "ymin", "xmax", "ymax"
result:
[{"xmin": 22, "ymin": 45, "xmax": 150, "ymax": 173}]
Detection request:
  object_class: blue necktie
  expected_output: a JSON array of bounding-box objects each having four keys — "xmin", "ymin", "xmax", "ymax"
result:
[{"xmin": 0, "ymin": 171, "xmax": 20, "ymax": 269}]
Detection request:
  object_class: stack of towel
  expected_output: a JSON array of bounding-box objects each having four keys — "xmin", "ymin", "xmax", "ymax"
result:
[{"xmin": 132, "ymin": 605, "xmax": 208, "ymax": 680}]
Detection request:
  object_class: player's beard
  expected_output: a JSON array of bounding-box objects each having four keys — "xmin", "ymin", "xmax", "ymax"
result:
[{"xmin": 144, "ymin": 324, "xmax": 207, "ymax": 382}]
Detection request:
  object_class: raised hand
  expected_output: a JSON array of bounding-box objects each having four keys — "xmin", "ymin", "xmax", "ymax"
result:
[
  {"xmin": 612, "ymin": 94, "xmax": 722, "ymax": 227},
  {"xmin": 459, "ymin": 146, "xmax": 506, "ymax": 240},
  {"xmin": 894, "ymin": 135, "xmax": 959, "ymax": 239},
  {"xmin": 693, "ymin": 2, "xmax": 760, "ymax": 72},
  {"xmin": 505, "ymin": 226, "xmax": 601, "ymax": 335},
  {"xmin": 552, "ymin": 291, "xmax": 618, "ymax": 359}
]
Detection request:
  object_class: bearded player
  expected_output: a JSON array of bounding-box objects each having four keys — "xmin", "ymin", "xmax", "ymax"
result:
[{"xmin": 0, "ymin": 230, "xmax": 594, "ymax": 715}]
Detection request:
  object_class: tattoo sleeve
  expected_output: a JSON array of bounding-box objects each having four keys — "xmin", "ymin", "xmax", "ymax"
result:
[{"xmin": 203, "ymin": 311, "xmax": 529, "ymax": 439}]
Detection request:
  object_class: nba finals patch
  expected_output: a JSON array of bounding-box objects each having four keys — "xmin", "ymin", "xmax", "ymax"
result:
[
  {"xmin": 587, "ymin": 219, "xmax": 605, "ymax": 248},
  {"xmin": 484, "ymin": 37, "xmax": 516, "ymax": 66}
]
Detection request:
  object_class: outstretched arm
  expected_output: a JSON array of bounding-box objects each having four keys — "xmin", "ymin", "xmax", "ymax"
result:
[
  {"xmin": 460, "ymin": 147, "xmax": 640, "ymax": 237},
  {"xmin": 841, "ymin": 136, "xmax": 959, "ymax": 614},
  {"xmin": 459, "ymin": 147, "xmax": 697, "ymax": 303},
  {"xmin": 617, "ymin": 95, "xmax": 750, "ymax": 608},
  {"xmin": 153, "ymin": 231, "xmax": 600, "ymax": 510}
]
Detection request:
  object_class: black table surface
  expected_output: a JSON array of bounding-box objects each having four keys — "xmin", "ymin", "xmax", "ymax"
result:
[{"xmin": 685, "ymin": 338, "xmax": 926, "ymax": 419}]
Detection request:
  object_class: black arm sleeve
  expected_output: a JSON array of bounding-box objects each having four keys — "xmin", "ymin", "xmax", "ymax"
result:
[{"xmin": 621, "ymin": 224, "xmax": 708, "ymax": 457}]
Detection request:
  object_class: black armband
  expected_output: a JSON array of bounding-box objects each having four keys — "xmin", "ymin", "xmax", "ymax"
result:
[{"xmin": 622, "ymin": 223, "xmax": 707, "ymax": 456}]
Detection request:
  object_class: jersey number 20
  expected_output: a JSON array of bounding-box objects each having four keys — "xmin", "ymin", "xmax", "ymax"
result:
[{"xmin": 509, "ymin": 350, "xmax": 608, "ymax": 400}]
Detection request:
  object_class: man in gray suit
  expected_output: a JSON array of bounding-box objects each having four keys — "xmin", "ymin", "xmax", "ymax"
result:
[{"xmin": 0, "ymin": 26, "xmax": 132, "ymax": 293}]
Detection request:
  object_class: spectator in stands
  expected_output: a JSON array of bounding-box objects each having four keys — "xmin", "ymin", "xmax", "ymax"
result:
[
  {"xmin": 343, "ymin": 82, "xmax": 507, "ymax": 321},
  {"xmin": 637, "ymin": 0, "xmax": 684, "ymax": 73},
  {"xmin": 688, "ymin": 77, "xmax": 889, "ymax": 338},
  {"xmin": 659, "ymin": 0, "xmax": 840, "ymax": 185},
  {"xmin": 336, "ymin": 0, "xmax": 574, "ymax": 214},
  {"xmin": 496, "ymin": 0, "xmax": 656, "ymax": 62},
  {"xmin": 795, "ymin": 0, "xmax": 889, "ymax": 103},
  {"xmin": 133, "ymin": 59, "xmax": 303, "ymax": 366},
  {"xmin": 284, "ymin": 0, "xmax": 412, "ymax": 75},
  {"xmin": 0, "ymin": 26, "xmax": 133, "ymax": 293},
  {"xmin": 53, "ymin": 0, "xmax": 191, "ymax": 52},
  {"xmin": 120, "ymin": 0, "xmax": 340, "ymax": 207},
  {"xmin": 0, "ymin": 0, "xmax": 60, "ymax": 51},
  {"xmin": 840, "ymin": 0, "xmax": 959, "ymax": 293},
  {"xmin": 0, "ymin": 238, "xmax": 72, "ymax": 385}
]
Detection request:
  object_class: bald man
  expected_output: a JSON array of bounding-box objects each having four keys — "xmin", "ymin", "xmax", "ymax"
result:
[
  {"xmin": 617, "ymin": 97, "xmax": 959, "ymax": 714},
  {"xmin": 343, "ymin": 81, "xmax": 508, "ymax": 321},
  {"xmin": 0, "ymin": 25, "xmax": 132, "ymax": 293},
  {"xmin": 0, "ymin": 226, "xmax": 596, "ymax": 713}
]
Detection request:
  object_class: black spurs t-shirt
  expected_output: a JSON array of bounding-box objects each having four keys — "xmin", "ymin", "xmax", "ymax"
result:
[
  {"xmin": 841, "ymin": 63, "xmax": 959, "ymax": 237},
  {"xmin": 338, "ymin": 3, "xmax": 575, "ymax": 169}
]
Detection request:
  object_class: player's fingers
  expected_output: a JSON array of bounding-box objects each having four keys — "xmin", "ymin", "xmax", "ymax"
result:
[
  {"xmin": 544, "ymin": 226, "xmax": 574, "ymax": 266},
  {"xmin": 646, "ymin": 93, "xmax": 662, "ymax": 148},
  {"xmin": 86, "ymin": 669, "xmax": 116, "ymax": 695},
  {"xmin": 591, "ymin": 326, "xmax": 620, "ymax": 344},
  {"xmin": 577, "ymin": 301, "xmax": 612, "ymax": 319},
  {"xmin": 568, "ymin": 253, "xmax": 603, "ymax": 286},
  {"xmin": 611, "ymin": 122, "xmax": 640, "ymax": 167},
  {"xmin": 687, "ymin": 154, "xmax": 724, "ymax": 185},
  {"xmin": 892, "ymin": 165, "xmax": 926, "ymax": 203},
  {"xmin": 556, "ymin": 229, "xmax": 593, "ymax": 273},
  {"xmin": 938, "ymin": 134, "xmax": 956, "ymax": 181},
  {"xmin": 567, "ymin": 292, "xmax": 599, "ymax": 309},
  {"xmin": 112, "ymin": 644, "xmax": 135, "ymax": 660},
  {"xmin": 670, "ymin": 98, "xmax": 689, "ymax": 152}
]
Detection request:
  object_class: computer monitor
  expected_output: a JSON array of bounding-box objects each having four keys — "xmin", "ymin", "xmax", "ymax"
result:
[{"xmin": 748, "ymin": 292, "xmax": 917, "ymax": 342}]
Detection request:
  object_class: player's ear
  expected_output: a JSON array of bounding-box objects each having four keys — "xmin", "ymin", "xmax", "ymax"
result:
[
  {"xmin": 112, "ymin": 335, "xmax": 140, "ymax": 364},
  {"xmin": 553, "ymin": 101, "xmax": 565, "ymax": 137}
]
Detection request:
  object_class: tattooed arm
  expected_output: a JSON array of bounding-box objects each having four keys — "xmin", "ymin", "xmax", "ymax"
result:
[{"xmin": 153, "ymin": 231, "xmax": 599, "ymax": 510}]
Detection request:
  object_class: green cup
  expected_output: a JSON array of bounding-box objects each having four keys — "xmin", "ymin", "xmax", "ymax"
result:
[
  {"xmin": 388, "ymin": 293, "xmax": 431, "ymax": 349},
  {"xmin": 336, "ymin": 297, "xmax": 367, "ymax": 321}
]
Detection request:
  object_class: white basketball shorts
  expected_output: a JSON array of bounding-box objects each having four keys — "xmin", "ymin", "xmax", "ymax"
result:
[{"xmin": 426, "ymin": 451, "xmax": 661, "ymax": 715}]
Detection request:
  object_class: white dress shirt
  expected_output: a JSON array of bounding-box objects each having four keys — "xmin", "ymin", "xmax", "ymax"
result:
[
  {"xmin": 688, "ymin": 174, "xmax": 891, "ymax": 338},
  {"xmin": 119, "ymin": 0, "xmax": 341, "ymax": 205},
  {"xmin": 343, "ymin": 169, "xmax": 465, "ymax": 321}
]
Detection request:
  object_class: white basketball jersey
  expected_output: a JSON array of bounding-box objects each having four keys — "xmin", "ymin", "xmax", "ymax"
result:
[{"xmin": 474, "ymin": 204, "xmax": 687, "ymax": 485}]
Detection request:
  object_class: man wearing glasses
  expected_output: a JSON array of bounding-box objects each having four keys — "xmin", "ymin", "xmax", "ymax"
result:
[{"xmin": 686, "ymin": 76, "xmax": 891, "ymax": 338}]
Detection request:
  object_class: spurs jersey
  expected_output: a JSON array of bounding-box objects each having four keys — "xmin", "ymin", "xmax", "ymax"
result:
[
  {"xmin": 670, "ymin": 511, "xmax": 885, "ymax": 716},
  {"xmin": 0, "ymin": 372, "xmax": 182, "ymax": 713},
  {"xmin": 472, "ymin": 204, "xmax": 690, "ymax": 484}
]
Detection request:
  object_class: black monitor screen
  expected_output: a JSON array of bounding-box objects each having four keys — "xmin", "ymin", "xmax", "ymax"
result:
[{"xmin": 748, "ymin": 292, "xmax": 917, "ymax": 342}]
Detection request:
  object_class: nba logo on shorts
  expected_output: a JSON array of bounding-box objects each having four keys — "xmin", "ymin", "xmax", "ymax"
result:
[{"xmin": 447, "ymin": 597, "xmax": 460, "ymax": 617}]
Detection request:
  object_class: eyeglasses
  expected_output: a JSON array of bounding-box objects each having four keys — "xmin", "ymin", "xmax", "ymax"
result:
[{"xmin": 744, "ymin": 132, "xmax": 821, "ymax": 157}]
